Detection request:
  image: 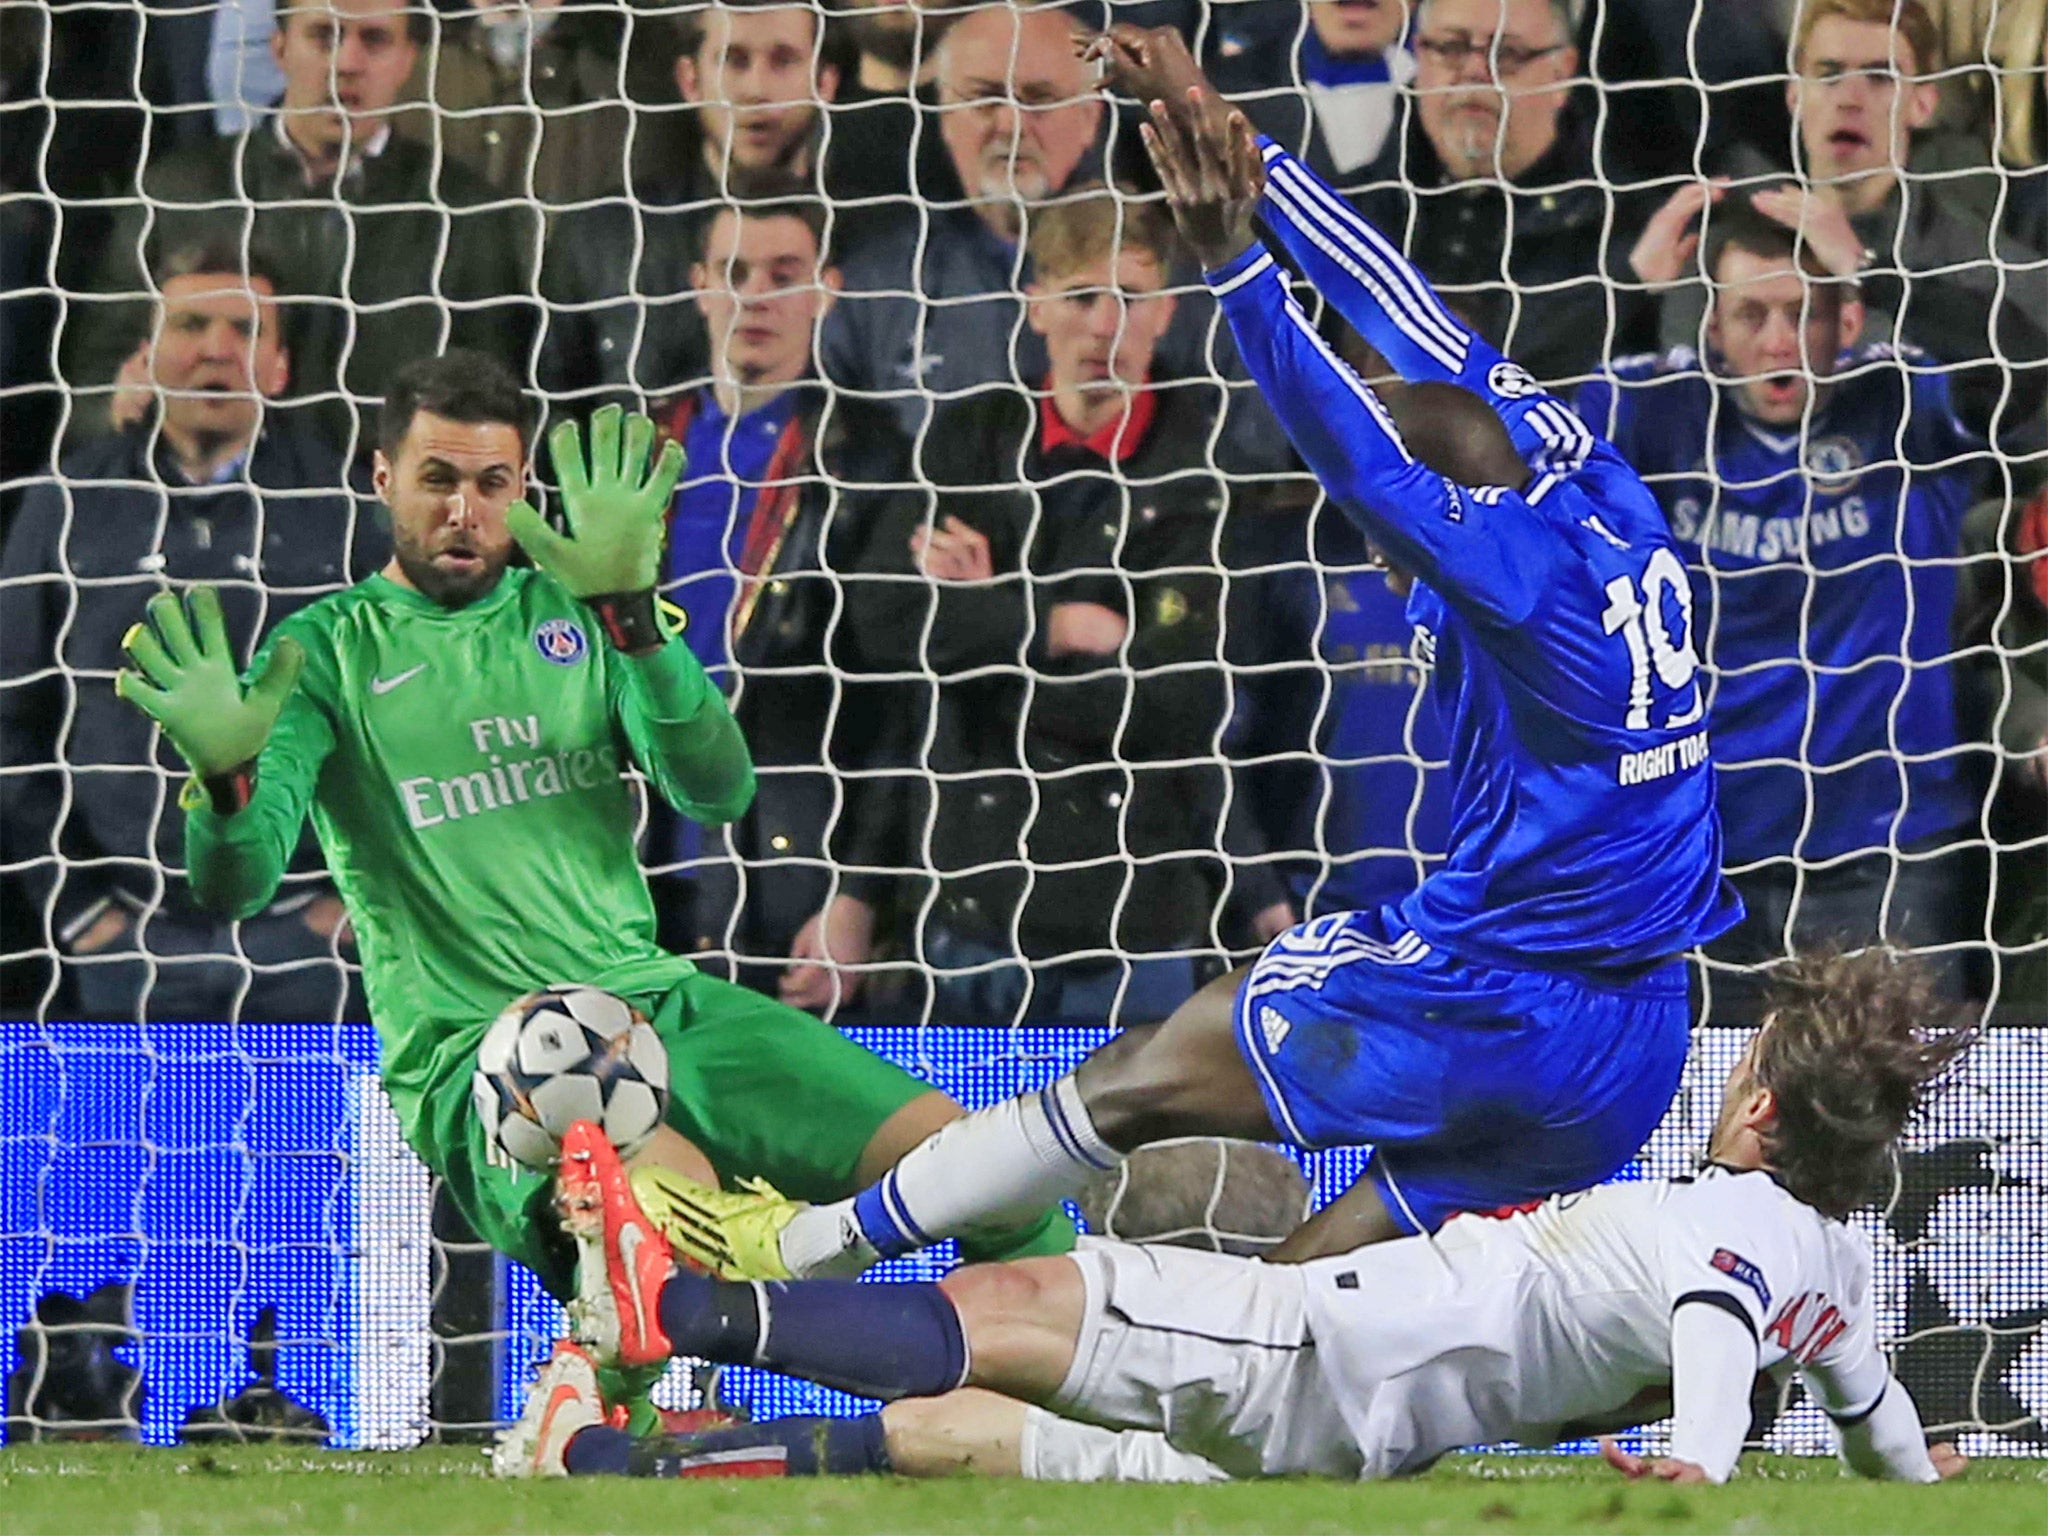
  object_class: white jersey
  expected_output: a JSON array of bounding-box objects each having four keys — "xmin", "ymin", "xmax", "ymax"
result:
[{"xmin": 1297, "ymin": 1166, "xmax": 1893, "ymax": 1474}]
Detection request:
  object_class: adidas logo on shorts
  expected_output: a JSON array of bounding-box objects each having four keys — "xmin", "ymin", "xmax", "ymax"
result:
[{"xmin": 1260, "ymin": 1006, "xmax": 1292, "ymax": 1055}]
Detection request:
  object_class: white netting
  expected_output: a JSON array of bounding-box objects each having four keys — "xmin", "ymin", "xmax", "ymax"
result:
[{"xmin": 0, "ymin": 0, "xmax": 2042, "ymax": 1451}]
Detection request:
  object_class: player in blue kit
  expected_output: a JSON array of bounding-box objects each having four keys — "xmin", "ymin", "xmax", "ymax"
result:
[{"xmin": 622, "ymin": 27, "xmax": 1743, "ymax": 1288}]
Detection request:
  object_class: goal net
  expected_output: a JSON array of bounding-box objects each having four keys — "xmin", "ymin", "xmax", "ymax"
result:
[{"xmin": 2, "ymin": 0, "xmax": 2042, "ymax": 1456}]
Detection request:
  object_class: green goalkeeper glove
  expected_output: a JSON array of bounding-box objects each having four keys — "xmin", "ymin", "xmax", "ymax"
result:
[
  {"xmin": 115, "ymin": 587, "xmax": 303, "ymax": 812},
  {"xmin": 505, "ymin": 403, "xmax": 685, "ymax": 654}
]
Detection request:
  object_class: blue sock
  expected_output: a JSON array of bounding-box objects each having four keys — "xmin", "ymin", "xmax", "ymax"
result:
[
  {"xmin": 629, "ymin": 1412, "xmax": 892, "ymax": 1478},
  {"xmin": 657, "ymin": 1272, "xmax": 969, "ymax": 1400},
  {"xmin": 563, "ymin": 1423, "xmax": 635, "ymax": 1475}
]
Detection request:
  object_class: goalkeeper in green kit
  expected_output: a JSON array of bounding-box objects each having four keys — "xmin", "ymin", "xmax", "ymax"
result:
[{"xmin": 114, "ymin": 352, "xmax": 1073, "ymax": 1404}]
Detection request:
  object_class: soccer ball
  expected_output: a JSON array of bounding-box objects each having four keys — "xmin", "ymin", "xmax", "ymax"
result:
[{"xmin": 472, "ymin": 986, "xmax": 670, "ymax": 1169}]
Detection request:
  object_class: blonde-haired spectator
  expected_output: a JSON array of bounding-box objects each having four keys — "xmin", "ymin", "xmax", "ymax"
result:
[{"xmin": 1635, "ymin": 0, "xmax": 2046, "ymax": 428}]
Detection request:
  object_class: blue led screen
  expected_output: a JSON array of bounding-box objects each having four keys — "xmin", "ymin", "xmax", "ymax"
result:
[{"xmin": 4, "ymin": 1021, "xmax": 2042, "ymax": 1455}]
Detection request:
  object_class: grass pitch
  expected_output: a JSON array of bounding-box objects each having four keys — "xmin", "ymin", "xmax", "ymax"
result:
[{"xmin": 2, "ymin": 1444, "xmax": 2042, "ymax": 1536}]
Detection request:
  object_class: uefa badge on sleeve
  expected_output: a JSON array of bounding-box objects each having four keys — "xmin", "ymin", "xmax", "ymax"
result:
[
  {"xmin": 1487, "ymin": 361, "xmax": 1542, "ymax": 400},
  {"xmin": 533, "ymin": 618, "xmax": 589, "ymax": 667}
]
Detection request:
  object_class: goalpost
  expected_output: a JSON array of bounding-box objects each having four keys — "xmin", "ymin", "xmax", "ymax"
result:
[{"xmin": 0, "ymin": 0, "xmax": 2041, "ymax": 1456}]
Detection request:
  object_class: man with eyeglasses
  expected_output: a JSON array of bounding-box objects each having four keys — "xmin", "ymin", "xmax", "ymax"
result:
[{"xmin": 1347, "ymin": 0, "xmax": 1658, "ymax": 386}]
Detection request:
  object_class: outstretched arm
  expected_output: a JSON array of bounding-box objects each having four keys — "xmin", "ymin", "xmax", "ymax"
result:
[
  {"xmin": 606, "ymin": 640, "xmax": 756, "ymax": 826},
  {"xmin": 1253, "ymin": 138, "xmax": 1502, "ymax": 393},
  {"xmin": 183, "ymin": 671, "xmax": 334, "ymax": 919},
  {"xmin": 115, "ymin": 588, "xmax": 331, "ymax": 919},
  {"xmin": 1138, "ymin": 96, "xmax": 1545, "ymax": 622},
  {"xmin": 1091, "ymin": 24, "xmax": 1499, "ymax": 394}
]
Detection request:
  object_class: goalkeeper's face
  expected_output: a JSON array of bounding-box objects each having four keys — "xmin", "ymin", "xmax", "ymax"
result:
[{"xmin": 373, "ymin": 413, "xmax": 525, "ymax": 608}]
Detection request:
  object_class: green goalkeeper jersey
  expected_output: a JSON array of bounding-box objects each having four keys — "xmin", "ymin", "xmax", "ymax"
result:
[{"xmin": 183, "ymin": 567, "xmax": 755, "ymax": 1159}]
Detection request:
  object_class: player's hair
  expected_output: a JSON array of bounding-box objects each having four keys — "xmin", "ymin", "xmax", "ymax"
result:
[
  {"xmin": 1026, "ymin": 185, "xmax": 1178, "ymax": 281},
  {"xmin": 694, "ymin": 187, "xmax": 832, "ymax": 266},
  {"xmin": 1701, "ymin": 198, "xmax": 1853, "ymax": 296},
  {"xmin": 1753, "ymin": 949, "xmax": 1981, "ymax": 1219},
  {"xmin": 273, "ymin": 0, "xmax": 431, "ymax": 49},
  {"xmin": 377, "ymin": 350, "xmax": 534, "ymax": 460},
  {"xmin": 148, "ymin": 233, "xmax": 286, "ymax": 302},
  {"xmin": 1078, "ymin": 1138, "xmax": 1312, "ymax": 1257},
  {"xmin": 1793, "ymin": 0, "xmax": 1942, "ymax": 75}
]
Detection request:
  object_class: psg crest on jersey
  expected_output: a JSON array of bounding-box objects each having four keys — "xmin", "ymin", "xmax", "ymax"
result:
[{"xmin": 533, "ymin": 617, "xmax": 588, "ymax": 666}]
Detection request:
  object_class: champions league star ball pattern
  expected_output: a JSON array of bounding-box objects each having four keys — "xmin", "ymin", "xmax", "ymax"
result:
[{"xmin": 473, "ymin": 986, "xmax": 669, "ymax": 1168}]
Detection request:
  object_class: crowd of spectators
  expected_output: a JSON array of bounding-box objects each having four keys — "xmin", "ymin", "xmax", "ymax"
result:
[{"xmin": 1, "ymin": 0, "xmax": 2043, "ymax": 1024}]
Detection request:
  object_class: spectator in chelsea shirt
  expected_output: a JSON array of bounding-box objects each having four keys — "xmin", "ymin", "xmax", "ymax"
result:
[
  {"xmin": 848, "ymin": 187, "xmax": 1232, "ymax": 1025},
  {"xmin": 650, "ymin": 194, "xmax": 907, "ymax": 1015},
  {"xmin": 1576, "ymin": 202, "xmax": 1991, "ymax": 1017}
]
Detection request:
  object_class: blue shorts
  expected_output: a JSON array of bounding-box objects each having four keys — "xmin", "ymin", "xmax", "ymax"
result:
[{"xmin": 1233, "ymin": 908, "xmax": 1690, "ymax": 1235}]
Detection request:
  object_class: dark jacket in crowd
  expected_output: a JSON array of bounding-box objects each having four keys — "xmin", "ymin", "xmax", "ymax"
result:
[
  {"xmin": 392, "ymin": 2, "xmax": 635, "ymax": 210},
  {"xmin": 1954, "ymin": 489, "xmax": 2048, "ymax": 1011},
  {"xmin": 1351, "ymin": 101, "xmax": 1657, "ymax": 386},
  {"xmin": 650, "ymin": 386, "xmax": 908, "ymax": 968},
  {"xmin": 0, "ymin": 422, "xmax": 386, "ymax": 946},
  {"xmin": 849, "ymin": 383, "xmax": 1233, "ymax": 958},
  {"xmin": 68, "ymin": 119, "xmax": 538, "ymax": 457},
  {"xmin": 540, "ymin": 103, "xmax": 918, "ymax": 412}
]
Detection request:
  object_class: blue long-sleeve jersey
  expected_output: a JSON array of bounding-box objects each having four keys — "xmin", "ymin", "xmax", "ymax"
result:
[
  {"xmin": 1575, "ymin": 345, "xmax": 1982, "ymax": 867},
  {"xmin": 1209, "ymin": 141, "xmax": 1742, "ymax": 974}
]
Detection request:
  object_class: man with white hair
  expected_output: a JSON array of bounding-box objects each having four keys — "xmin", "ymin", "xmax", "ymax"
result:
[
  {"xmin": 823, "ymin": 2, "xmax": 1285, "ymax": 469},
  {"xmin": 821, "ymin": 3, "xmax": 1102, "ymax": 443}
]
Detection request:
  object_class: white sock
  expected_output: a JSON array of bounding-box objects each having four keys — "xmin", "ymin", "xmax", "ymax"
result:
[{"xmin": 780, "ymin": 1076, "xmax": 1121, "ymax": 1277}]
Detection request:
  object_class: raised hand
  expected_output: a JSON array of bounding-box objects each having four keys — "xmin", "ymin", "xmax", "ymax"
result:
[
  {"xmin": 1749, "ymin": 183, "xmax": 1868, "ymax": 279},
  {"xmin": 507, "ymin": 403, "xmax": 685, "ymax": 652},
  {"xmin": 1139, "ymin": 89, "xmax": 1266, "ymax": 272},
  {"xmin": 1085, "ymin": 22, "xmax": 1224, "ymax": 125},
  {"xmin": 1629, "ymin": 182, "xmax": 1723, "ymax": 286},
  {"xmin": 116, "ymin": 587, "xmax": 303, "ymax": 780}
]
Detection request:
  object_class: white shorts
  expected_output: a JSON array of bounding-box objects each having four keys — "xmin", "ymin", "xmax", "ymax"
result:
[
  {"xmin": 1020, "ymin": 1410, "xmax": 1228, "ymax": 1483},
  {"xmin": 1051, "ymin": 1241, "xmax": 1362, "ymax": 1479}
]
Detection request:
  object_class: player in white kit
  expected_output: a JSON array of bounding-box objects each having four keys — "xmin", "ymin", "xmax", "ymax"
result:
[{"xmin": 507, "ymin": 949, "xmax": 1974, "ymax": 1485}]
